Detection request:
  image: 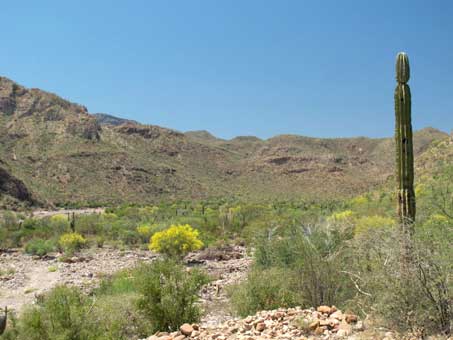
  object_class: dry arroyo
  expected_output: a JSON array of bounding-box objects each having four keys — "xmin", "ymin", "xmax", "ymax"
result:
[
  {"xmin": 0, "ymin": 246, "xmax": 250, "ymax": 323},
  {"xmin": 0, "ymin": 254, "xmax": 60, "ymax": 312},
  {"xmin": 0, "ymin": 248, "xmax": 156, "ymax": 312}
]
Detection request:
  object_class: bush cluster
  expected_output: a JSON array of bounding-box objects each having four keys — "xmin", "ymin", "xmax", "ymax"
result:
[
  {"xmin": 348, "ymin": 224, "xmax": 452, "ymax": 334},
  {"xmin": 230, "ymin": 224, "xmax": 354, "ymax": 317},
  {"xmin": 24, "ymin": 239, "xmax": 56, "ymax": 257},
  {"xmin": 136, "ymin": 259, "xmax": 210, "ymax": 332},
  {"xmin": 1, "ymin": 199, "xmax": 346, "ymax": 253}
]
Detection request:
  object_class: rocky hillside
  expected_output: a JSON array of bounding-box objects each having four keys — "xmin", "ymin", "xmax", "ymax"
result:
[
  {"xmin": 0, "ymin": 76, "xmax": 449, "ymax": 206},
  {"xmin": 0, "ymin": 164, "xmax": 36, "ymax": 209},
  {"xmin": 93, "ymin": 113, "xmax": 138, "ymax": 126}
]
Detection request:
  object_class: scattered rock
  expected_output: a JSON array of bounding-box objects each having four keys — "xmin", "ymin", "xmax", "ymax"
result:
[
  {"xmin": 314, "ymin": 326, "xmax": 325, "ymax": 335},
  {"xmin": 338, "ymin": 321, "xmax": 352, "ymax": 336},
  {"xmin": 344, "ymin": 313, "xmax": 358, "ymax": 324},
  {"xmin": 330, "ymin": 310, "xmax": 343, "ymax": 320},
  {"xmin": 0, "ymin": 248, "xmax": 157, "ymax": 311},
  {"xmin": 255, "ymin": 322, "xmax": 265, "ymax": 332},
  {"xmin": 180, "ymin": 323, "xmax": 194, "ymax": 336},
  {"xmin": 139, "ymin": 306, "xmax": 363, "ymax": 340},
  {"xmin": 353, "ymin": 320, "xmax": 364, "ymax": 332},
  {"xmin": 309, "ymin": 320, "xmax": 320, "ymax": 330},
  {"xmin": 317, "ymin": 305, "xmax": 332, "ymax": 314}
]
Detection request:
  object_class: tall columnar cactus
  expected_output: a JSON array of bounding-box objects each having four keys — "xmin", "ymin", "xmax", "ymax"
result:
[{"xmin": 394, "ymin": 52, "xmax": 416, "ymax": 231}]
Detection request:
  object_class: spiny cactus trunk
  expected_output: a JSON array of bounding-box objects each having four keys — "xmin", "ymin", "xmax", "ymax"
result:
[
  {"xmin": 395, "ymin": 52, "xmax": 416, "ymax": 227},
  {"xmin": 395, "ymin": 85, "xmax": 415, "ymax": 225},
  {"xmin": 394, "ymin": 52, "xmax": 415, "ymax": 266}
]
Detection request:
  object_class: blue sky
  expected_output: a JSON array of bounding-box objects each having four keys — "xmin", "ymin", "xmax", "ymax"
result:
[{"xmin": 1, "ymin": 1, "xmax": 453, "ymax": 139}]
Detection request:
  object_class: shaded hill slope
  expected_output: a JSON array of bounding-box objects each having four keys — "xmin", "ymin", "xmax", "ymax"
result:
[{"xmin": 0, "ymin": 162, "xmax": 36, "ymax": 209}]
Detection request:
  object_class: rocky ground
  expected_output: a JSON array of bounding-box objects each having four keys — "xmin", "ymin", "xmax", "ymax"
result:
[
  {"xmin": 0, "ymin": 248, "xmax": 156, "ymax": 312},
  {"xmin": 0, "ymin": 244, "xmax": 249, "ymax": 326},
  {"xmin": 142, "ymin": 306, "xmax": 451, "ymax": 340},
  {"xmin": 188, "ymin": 245, "xmax": 251, "ymax": 327},
  {"xmin": 31, "ymin": 207, "xmax": 105, "ymax": 218}
]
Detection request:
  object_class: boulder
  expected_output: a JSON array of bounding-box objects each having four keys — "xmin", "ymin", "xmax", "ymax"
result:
[
  {"xmin": 255, "ymin": 322, "xmax": 265, "ymax": 332},
  {"xmin": 309, "ymin": 320, "xmax": 320, "ymax": 330},
  {"xmin": 317, "ymin": 305, "xmax": 332, "ymax": 314},
  {"xmin": 345, "ymin": 313, "xmax": 358, "ymax": 323},
  {"xmin": 180, "ymin": 323, "xmax": 193, "ymax": 337}
]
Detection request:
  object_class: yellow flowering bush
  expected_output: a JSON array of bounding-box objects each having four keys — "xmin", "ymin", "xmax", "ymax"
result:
[
  {"xmin": 423, "ymin": 213, "xmax": 450, "ymax": 228},
  {"xmin": 350, "ymin": 195, "xmax": 368, "ymax": 206},
  {"xmin": 137, "ymin": 224, "xmax": 157, "ymax": 243},
  {"xmin": 415, "ymin": 183, "xmax": 426, "ymax": 197},
  {"xmin": 50, "ymin": 214, "xmax": 70, "ymax": 231},
  {"xmin": 101, "ymin": 212, "xmax": 118, "ymax": 220},
  {"xmin": 327, "ymin": 210, "xmax": 355, "ymax": 224},
  {"xmin": 149, "ymin": 224, "xmax": 203, "ymax": 259},
  {"xmin": 354, "ymin": 215, "xmax": 395, "ymax": 235},
  {"xmin": 50, "ymin": 214, "xmax": 69, "ymax": 223},
  {"xmin": 139, "ymin": 206, "xmax": 159, "ymax": 216},
  {"xmin": 59, "ymin": 232, "xmax": 87, "ymax": 254},
  {"xmin": 428, "ymin": 214, "xmax": 449, "ymax": 223}
]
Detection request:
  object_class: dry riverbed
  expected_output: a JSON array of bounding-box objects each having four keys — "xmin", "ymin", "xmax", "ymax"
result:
[{"xmin": 0, "ymin": 245, "xmax": 250, "ymax": 327}]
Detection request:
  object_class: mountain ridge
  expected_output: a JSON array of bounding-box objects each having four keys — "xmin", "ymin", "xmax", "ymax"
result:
[{"xmin": 0, "ymin": 76, "xmax": 449, "ymax": 207}]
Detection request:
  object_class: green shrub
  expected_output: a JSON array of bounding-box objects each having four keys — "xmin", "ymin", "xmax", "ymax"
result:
[
  {"xmin": 326, "ymin": 209, "xmax": 355, "ymax": 224},
  {"xmin": 48, "ymin": 266, "xmax": 58, "ymax": 272},
  {"xmin": 0, "ymin": 311, "xmax": 20, "ymax": 340},
  {"xmin": 0, "ymin": 266, "xmax": 16, "ymax": 276},
  {"xmin": 229, "ymin": 267, "xmax": 298, "ymax": 317},
  {"xmin": 17, "ymin": 286, "xmax": 92, "ymax": 340},
  {"xmin": 89, "ymin": 293, "xmax": 152, "ymax": 339},
  {"xmin": 349, "ymin": 225, "xmax": 452, "ymax": 335},
  {"xmin": 59, "ymin": 232, "xmax": 86, "ymax": 254},
  {"xmin": 135, "ymin": 259, "xmax": 209, "ymax": 332},
  {"xmin": 24, "ymin": 239, "xmax": 56, "ymax": 257},
  {"xmin": 96, "ymin": 269, "xmax": 136, "ymax": 296},
  {"xmin": 149, "ymin": 224, "xmax": 203, "ymax": 259},
  {"xmin": 136, "ymin": 224, "xmax": 153, "ymax": 241},
  {"xmin": 49, "ymin": 214, "xmax": 70, "ymax": 232},
  {"xmin": 6, "ymin": 283, "xmax": 152, "ymax": 340},
  {"xmin": 72, "ymin": 214, "xmax": 103, "ymax": 236},
  {"xmin": 117, "ymin": 229, "xmax": 140, "ymax": 245},
  {"xmin": 136, "ymin": 224, "xmax": 159, "ymax": 243},
  {"xmin": 0, "ymin": 211, "xmax": 23, "ymax": 248},
  {"xmin": 232, "ymin": 224, "xmax": 354, "ymax": 316},
  {"xmin": 354, "ymin": 215, "xmax": 395, "ymax": 235}
]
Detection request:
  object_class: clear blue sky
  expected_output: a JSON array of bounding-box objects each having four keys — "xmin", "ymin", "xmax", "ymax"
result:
[{"xmin": 1, "ymin": 1, "xmax": 453, "ymax": 139}]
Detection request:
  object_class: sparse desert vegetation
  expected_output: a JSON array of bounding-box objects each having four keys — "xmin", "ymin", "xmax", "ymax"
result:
[
  {"xmin": 0, "ymin": 5, "xmax": 452, "ymax": 338},
  {"xmin": 0, "ymin": 161, "xmax": 451, "ymax": 338}
]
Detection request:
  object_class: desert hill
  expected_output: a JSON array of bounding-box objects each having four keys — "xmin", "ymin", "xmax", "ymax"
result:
[{"xmin": 0, "ymin": 76, "xmax": 449, "ymax": 207}]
